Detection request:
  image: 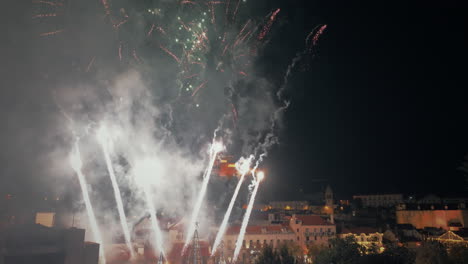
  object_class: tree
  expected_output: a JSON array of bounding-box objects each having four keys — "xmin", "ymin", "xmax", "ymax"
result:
[
  {"xmin": 415, "ymin": 241, "xmax": 450, "ymax": 264},
  {"xmin": 307, "ymin": 243, "xmax": 327, "ymax": 263},
  {"xmin": 255, "ymin": 245, "xmax": 280, "ymax": 264},
  {"xmin": 315, "ymin": 237, "xmax": 364, "ymax": 264},
  {"xmin": 379, "ymin": 243, "xmax": 415, "ymax": 264},
  {"xmin": 255, "ymin": 243, "xmax": 300, "ymax": 264},
  {"xmin": 448, "ymin": 244, "xmax": 468, "ymax": 264}
]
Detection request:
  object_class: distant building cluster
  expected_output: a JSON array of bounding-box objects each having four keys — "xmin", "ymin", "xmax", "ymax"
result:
[{"xmin": 2, "ymin": 187, "xmax": 468, "ymax": 264}]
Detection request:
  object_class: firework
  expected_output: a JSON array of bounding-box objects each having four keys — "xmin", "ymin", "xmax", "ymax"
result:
[
  {"xmin": 233, "ymin": 170, "xmax": 264, "ymax": 262},
  {"xmin": 184, "ymin": 140, "xmax": 224, "ymax": 250},
  {"xmin": 69, "ymin": 140, "xmax": 106, "ymax": 264},
  {"xmin": 97, "ymin": 126, "xmax": 134, "ymax": 258},
  {"xmin": 211, "ymin": 156, "xmax": 253, "ymax": 255}
]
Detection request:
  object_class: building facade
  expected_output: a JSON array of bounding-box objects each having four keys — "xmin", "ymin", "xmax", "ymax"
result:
[
  {"xmin": 0, "ymin": 225, "xmax": 99, "ymax": 264},
  {"xmin": 289, "ymin": 214, "xmax": 336, "ymax": 250},
  {"xmin": 353, "ymin": 194, "xmax": 404, "ymax": 208},
  {"xmin": 269, "ymin": 201, "xmax": 309, "ymax": 211},
  {"xmin": 396, "ymin": 208, "xmax": 468, "ymax": 230},
  {"xmin": 338, "ymin": 227, "xmax": 384, "ymax": 253},
  {"xmin": 222, "ymin": 225, "xmax": 296, "ymax": 263}
]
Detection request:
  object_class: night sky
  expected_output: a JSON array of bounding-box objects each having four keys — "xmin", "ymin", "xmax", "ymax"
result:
[
  {"xmin": 260, "ymin": 0, "xmax": 468, "ymax": 199},
  {"xmin": 1, "ymin": 0, "xmax": 467, "ymax": 203}
]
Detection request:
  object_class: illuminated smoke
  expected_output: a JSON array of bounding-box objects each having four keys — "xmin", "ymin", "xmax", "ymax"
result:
[
  {"xmin": 132, "ymin": 158, "xmax": 166, "ymax": 258},
  {"xmin": 211, "ymin": 155, "xmax": 253, "ymax": 255},
  {"xmin": 144, "ymin": 184, "xmax": 166, "ymax": 258},
  {"xmin": 69, "ymin": 140, "xmax": 106, "ymax": 264},
  {"xmin": 184, "ymin": 140, "xmax": 224, "ymax": 249},
  {"xmin": 97, "ymin": 125, "xmax": 134, "ymax": 258},
  {"xmin": 233, "ymin": 170, "xmax": 264, "ymax": 262}
]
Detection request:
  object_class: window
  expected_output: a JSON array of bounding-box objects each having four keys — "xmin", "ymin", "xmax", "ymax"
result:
[
  {"xmin": 297, "ymin": 228, "xmax": 299, "ymax": 232},
  {"xmin": 264, "ymin": 240, "xmax": 267, "ymax": 247},
  {"xmin": 306, "ymin": 236, "xmax": 310, "ymax": 241},
  {"xmin": 297, "ymin": 236, "xmax": 300, "ymax": 241},
  {"xmin": 314, "ymin": 236, "xmax": 317, "ymax": 240},
  {"xmin": 249, "ymin": 240, "xmax": 253, "ymax": 248},
  {"xmin": 242, "ymin": 240, "xmax": 246, "ymax": 248}
]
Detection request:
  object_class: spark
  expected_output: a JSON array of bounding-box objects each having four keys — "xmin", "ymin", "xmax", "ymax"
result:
[
  {"xmin": 306, "ymin": 24, "xmax": 327, "ymax": 47},
  {"xmin": 85, "ymin": 57, "xmax": 95, "ymax": 72},
  {"xmin": 147, "ymin": 24, "xmax": 156, "ymax": 37},
  {"xmin": 133, "ymin": 49, "xmax": 141, "ymax": 64},
  {"xmin": 233, "ymin": 20, "xmax": 251, "ymax": 47},
  {"xmin": 39, "ymin": 29, "xmax": 64, "ymax": 37},
  {"xmin": 183, "ymin": 74, "xmax": 199, "ymax": 79},
  {"xmin": 32, "ymin": 13, "xmax": 57, "ymax": 19},
  {"xmin": 233, "ymin": 170, "xmax": 264, "ymax": 262},
  {"xmin": 232, "ymin": 0, "xmax": 241, "ymax": 22},
  {"xmin": 114, "ymin": 19, "xmax": 128, "ymax": 29},
  {"xmin": 160, "ymin": 45, "xmax": 181, "ymax": 64},
  {"xmin": 184, "ymin": 140, "xmax": 224, "ymax": 250},
  {"xmin": 69, "ymin": 140, "xmax": 106, "ymax": 263},
  {"xmin": 211, "ymin": 156, "xmax": 253, "ymax": 255},
  {"xmin": 118, "ymin": 42, "xmax": 123, "ymax": 61},
  {"xmin": 32, "ymin": 1, "xmax": 63, "ymax": 6},
  {"xmin": 97, "ymin": 126, "xmax": 134, "ymax": 258},
  {"xmin": 258, "ymin": 8, "xmax": 280, "ymax": 41},
  {"xmin": 101, "ymin": 0, "xmax": 111, "ymax": 17}
]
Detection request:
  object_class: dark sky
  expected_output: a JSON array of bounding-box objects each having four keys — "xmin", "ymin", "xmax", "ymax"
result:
[
  {"xmin": 259, "ymin": 0, "xmax": 468, "ymax": 199},
  {"xmin": 1, "ymin": 0, "xmax": 467, "ymax": 203}
]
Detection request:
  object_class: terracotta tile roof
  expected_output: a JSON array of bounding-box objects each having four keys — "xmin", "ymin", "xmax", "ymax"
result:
[{"xmin": 295, "ymin": 215, "xmax": 333, "ymax": 226}]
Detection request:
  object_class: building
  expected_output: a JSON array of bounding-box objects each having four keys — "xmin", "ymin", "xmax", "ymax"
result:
[
  {"xmin": 0, "ymin": 224, "xmax": 99, "ymax": 264},
  {"xmin": 353, "ymin": 194, "xmax": 404, "ymax": 208},
  {"xmin": 396, "ymin": 204, "xmax": 468, "ymax": 230},
  {"xmin": 431, "ymin": 228, "xmax": 468, "ymax": 246},
  {"xmin": 338, "ymin": 227, "xmax": 384, "ymax": 253},
  {"xmin": 289, "ymin": 214, "xmax": 336, "ymax": 250},
  {"xmin": 222, "ymin": 224, "xmax": 296, "ymax": 263},
  {"xmin": 269, "ymin": 201, "xmax": 309, "ymax": 211}
]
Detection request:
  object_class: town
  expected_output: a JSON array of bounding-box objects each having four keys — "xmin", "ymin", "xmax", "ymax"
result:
[{"xmin": 1, "ymin": 185, "xmax": 467, "ymax": 263}]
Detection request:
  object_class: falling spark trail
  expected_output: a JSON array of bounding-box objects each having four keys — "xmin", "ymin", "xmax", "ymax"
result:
[
  {"xmin": 191, "ymin": 81, "xmax": 208, "ymax": 97},
  {"xmin": 97, "ymin": 127, "xmax": 134, "ymax": 258},
  {"xmin": 39, "ymin": 29, "xmax": 64, "ymax": 36},
  {"xmin": 232, "ymin": 0, "xmax": 241, "ymax": 22},
  {"xmin": 33, "ymin": 1, "xmax": 63, "ymax": 6},
  {"xmin": 233, "ymin": 173, "xmax": 262, "ymax": 262},
  {"xmin": 133, "ymin": 49, "xmax": 142, "ymax": 64},
  {"xmin": 306, "ymin": 24, "xmax": 327, "ymax": 47},
  {"xmin": 258, "ymin": 8, "xmax": 280, "ymax": 41},
  {"xmin": 118, "ymin": 42, "xmax": 123, "ymax": 61},
  {"xmin": 69, "ymin": 141, "xmax": 106, "ymax": 264},
  {"xmin": 183, "ymin": 74, "xmax": 199, "ymax": 79},
  {"xmin": 143, "ymin": 185, "xmax": 165, "ymax": 258},
  {"xmin": 32, "ymin": 13, "xmax": 57, "ymax": 18},
  {"xmin": 160, "ymin": 45, "xmax": 181, "ymax": 64},
  {"xmin": 85, "ymin": 57, "xmax": 95, "ymax": 72},
  {"xmin": 184, "ymin": 141, "xmax": 223, "ymax": 250},
  {"xmin": 147, "ymin": 24, "xmax": 156, "ymax": 37},
  {"xmin": 211, "ymin": 157, "xmax": 252, "ymax": 255}
]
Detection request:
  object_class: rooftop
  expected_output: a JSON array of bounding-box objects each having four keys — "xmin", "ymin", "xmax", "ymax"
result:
[{"xmin": 293, "ymin": 215, "xmax": 334, "ymax": 226}]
